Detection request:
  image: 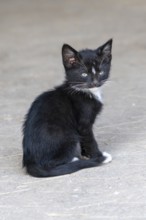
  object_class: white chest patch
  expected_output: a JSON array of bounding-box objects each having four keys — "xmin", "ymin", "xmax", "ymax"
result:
[{"xmin": 88, "ymin": 87, "xmax": 103, "ymax": 103}]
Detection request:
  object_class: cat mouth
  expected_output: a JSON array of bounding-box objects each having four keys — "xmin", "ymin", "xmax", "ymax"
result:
[
  {"xmin": 95, "ymin": 80, "xmax": 107, "ymax": 87},
  {"xmin": 89, "ymin": 81, "xmax": 104, "ymax": 88}
]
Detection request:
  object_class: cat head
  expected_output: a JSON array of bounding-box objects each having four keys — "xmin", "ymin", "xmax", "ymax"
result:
[{"xmin": 62, "ymin": 39, "xmax": 112, "ymax": 90}]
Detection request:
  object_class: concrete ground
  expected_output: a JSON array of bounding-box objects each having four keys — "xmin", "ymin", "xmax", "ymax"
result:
[{"xmin": 0, "ymin": 0, "xmax": 146, "ymax": 219}]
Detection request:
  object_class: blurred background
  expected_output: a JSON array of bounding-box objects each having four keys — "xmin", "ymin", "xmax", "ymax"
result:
[
  {"xmin": 0, "ymin": 0, "xmax": 146, "ymax": 219},
  {"xmin": 1, "ymin": 0, "xmax": 146, "ymax": 156}
]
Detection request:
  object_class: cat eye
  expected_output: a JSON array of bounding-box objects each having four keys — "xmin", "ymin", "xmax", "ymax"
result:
[
  {"xmin": 99, "ymin": 71, "xmax": 104, "ymax": 76},
  {"xmin": 81, "ymin": 73, "xmax": 88, "ymax": 77}
]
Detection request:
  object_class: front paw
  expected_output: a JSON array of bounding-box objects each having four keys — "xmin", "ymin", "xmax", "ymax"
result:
[{"xmin": 102, "ymin": 152, "xmax": 112, "ymax": 164}]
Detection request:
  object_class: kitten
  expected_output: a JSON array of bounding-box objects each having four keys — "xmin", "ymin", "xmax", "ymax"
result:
[{"xmin": 22, "ymin": 39, "xmax": 113, "ymax": 177}]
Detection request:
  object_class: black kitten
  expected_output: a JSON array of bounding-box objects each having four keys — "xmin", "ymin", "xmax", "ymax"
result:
[{"xmin": 22, "ymin": 39, "xmax": 113, "ymax": 177}]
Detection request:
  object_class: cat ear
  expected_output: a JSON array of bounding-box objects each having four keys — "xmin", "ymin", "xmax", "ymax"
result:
[
  {"xmin": 62, "ymin": 44, "xmax": 81, "ymax": 68},
  {"xmin": 97, "ymin": 39, "xmax": 113, "ymax": 58}
]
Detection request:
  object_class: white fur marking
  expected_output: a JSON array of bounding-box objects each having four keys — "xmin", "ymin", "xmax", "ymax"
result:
[
  {"xmin": 102, "ymin": 152, "xmax": 112, "ymax": 164},
  {"xmin": 92, "ymin": 67, "xmax": 96, "ymax": 75},
  {"xmin": 89, "ymin": 87, "xmax": 103, "ymax": 103},
  {"xmin": 71, "ymin": 157, "xmax": 79, "ymax": 162}
]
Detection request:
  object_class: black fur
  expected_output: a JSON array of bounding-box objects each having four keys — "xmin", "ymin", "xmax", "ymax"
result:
[{"xmin": 22, "ymin": 39, "xmax": 113, "ymax": 177}]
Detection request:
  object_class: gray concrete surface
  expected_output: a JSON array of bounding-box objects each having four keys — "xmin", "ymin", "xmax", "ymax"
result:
[{"xmin": 0, "ymin": 0, "xmax": 146, "ymax": 219}]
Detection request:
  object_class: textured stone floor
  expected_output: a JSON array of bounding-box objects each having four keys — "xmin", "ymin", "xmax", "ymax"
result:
[{"xmin": 0, "ymin": 0, "xmax": 146, "ymax": 219}]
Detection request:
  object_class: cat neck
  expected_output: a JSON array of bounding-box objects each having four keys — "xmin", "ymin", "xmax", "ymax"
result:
[{"xmin": 59, "ymin": 81, "xmax": 103, "ymax": 104}]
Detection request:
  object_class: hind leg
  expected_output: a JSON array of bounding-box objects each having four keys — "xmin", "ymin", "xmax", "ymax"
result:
[{"xmin": 49, "ymin": 138, "xmax": 86, "ymax": 166}]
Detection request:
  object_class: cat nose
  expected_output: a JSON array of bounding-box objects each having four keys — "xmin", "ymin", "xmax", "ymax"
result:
[{"xmin": 92, "ymin": 79, "xmax": 98, "ymax": 87}]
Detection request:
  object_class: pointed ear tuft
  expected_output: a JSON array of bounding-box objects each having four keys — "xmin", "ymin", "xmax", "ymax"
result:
[
  {"xmin": 62, "ymin": 44, "xmax": 80, "ymax": 68},
  {"xmin": 97, "ymin": 39, "xmax": 113, "ymax": 57}
]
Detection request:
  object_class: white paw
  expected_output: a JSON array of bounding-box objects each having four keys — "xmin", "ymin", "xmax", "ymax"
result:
[
  {"xmin": 102, "ymin": 152, "xmax": 112, "ymax": 164},
  {"xmin": 71, "ymin": 157, "xmax": 79, "ymax": 162}
]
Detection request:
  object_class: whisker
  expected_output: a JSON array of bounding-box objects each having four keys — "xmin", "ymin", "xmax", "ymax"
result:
[{"xmin": 102, "ymin": 79, "xmax": 116, "ymax": 87}]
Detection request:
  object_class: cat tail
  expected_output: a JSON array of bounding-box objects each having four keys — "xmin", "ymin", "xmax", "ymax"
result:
[{"xmin": 26, "ymin": 157, "xmax": 106, "ymax": 178}]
